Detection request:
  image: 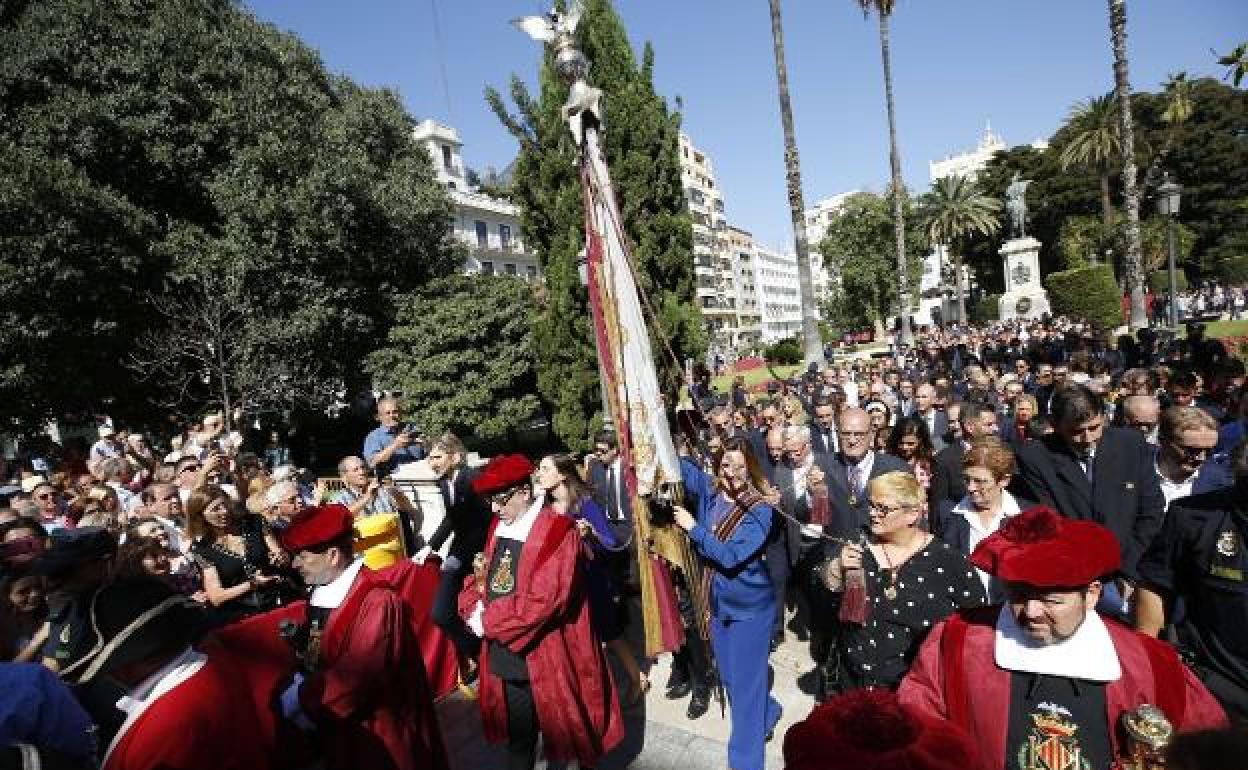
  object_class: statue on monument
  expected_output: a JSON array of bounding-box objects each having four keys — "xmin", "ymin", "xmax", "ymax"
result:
[{"xmin": 1005, "ymin": 172, "xmax": 1032, "ymax": 238}]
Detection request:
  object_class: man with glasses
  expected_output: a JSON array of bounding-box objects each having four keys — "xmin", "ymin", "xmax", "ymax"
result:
[
  {"xmin": 767, "ymin": 426, "xmax": 814, "ymax": 648},
  {"xmin": 460, "ymin": 454, "xmax": 622, "ymax": 770},
  {"xmin": 1120, "ymin": 395, "xmax": 1161, "ymax": 444},
  {"xmin": 364, "ymin": 397, "xmax": 426, "ymax": 476},
  {"xmin": 1137, "ymin": 441, "xmax": 1248, "ymax": 718},
  {"xmin": 1153, "ymin": 406, "xmax": 1229, "ymax": 510}
]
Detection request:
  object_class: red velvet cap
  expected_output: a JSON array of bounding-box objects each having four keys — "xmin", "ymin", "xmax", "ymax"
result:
[
  {"xmin": 279, "ymin": 504, "xmax": 355, "ymax": 553},
  {"xmin": 783, "ymin": 689, "xmax": 978, "ymax": 770},
  {"xmin": 970, "ymin": 506, "xmax": 1121, "ymax": 588},
  {"xmin": 470, "ymin": 454, "xmax": 534, "ymax": 497}
]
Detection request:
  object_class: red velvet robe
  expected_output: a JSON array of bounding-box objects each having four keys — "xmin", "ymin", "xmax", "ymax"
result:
[
  {"xmin": 377, "ymin": 558, "xmax": 462, "ymax": 699},
  {"xmin": 898, "ymin": 607, "xmax": 1228, "ymax": 770},
  {"xmin": 458, "ymin": 508, "xmax": 624, "ymax": 767},
  {"xmin": 102, "ymin": 649, "xmax": 279, "ymax": 770},
  {"xmin": 298, "ymin": 568, "xmax": 449, "ymax": 770}
]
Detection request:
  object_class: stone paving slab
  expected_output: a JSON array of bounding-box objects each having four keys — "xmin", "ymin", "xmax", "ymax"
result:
[{"xmin": 436, "ymin": 612, "xmax": 817, "ymax": 769}]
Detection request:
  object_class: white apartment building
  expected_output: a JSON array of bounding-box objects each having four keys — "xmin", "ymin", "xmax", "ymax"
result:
[
  {"xmin": 725, "ymin": 226, "xmax": 763, "ymax": 350},
  {"xmin": 804, "ymin": 190, "xmax": 862, "ymax": 294},
  {"xmin": 412, "ymin": 119, "xmax": 541, "ymax": 280},
  {"xmin": 680, "ymin": 132, "xmax": 742, "ymax": 353},
  {"xmin": 754, "ymin": 244, "xmax": 803, "ymax": 342}
]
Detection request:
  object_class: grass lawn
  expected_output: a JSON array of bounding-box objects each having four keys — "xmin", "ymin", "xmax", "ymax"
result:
[
  {"xmin": 711, "ymin": 363, "xmax": 801, "ymax": 392},
  {"xmin": 1203, "ymin": 319, "xmax": 1248, "ymax": 339}
]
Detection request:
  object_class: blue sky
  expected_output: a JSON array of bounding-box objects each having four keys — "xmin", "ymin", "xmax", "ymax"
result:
[{"xmin": 243, "ymin": 1, "xmax": 1245, "ymax": 249}]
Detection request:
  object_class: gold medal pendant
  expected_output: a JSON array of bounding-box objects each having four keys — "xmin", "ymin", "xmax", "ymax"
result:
[{"xmin": 883, "ymin": 586, "xmax": 898, "ymax": 601}]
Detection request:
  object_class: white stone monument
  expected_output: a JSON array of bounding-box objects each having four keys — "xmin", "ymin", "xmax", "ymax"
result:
[{"xmin": 997, "ymin": 236, "xmax": 1051, "ymax": 320}]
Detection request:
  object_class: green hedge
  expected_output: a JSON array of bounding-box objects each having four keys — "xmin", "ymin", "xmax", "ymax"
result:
[
  {"xmin": 1147, "ymin": 270, "xmax": 1188, "ymax": 293},
  {"xmin": 1046, "ymin": 265, "xmax": 1122, "ymax": 328},
  {"xmin": 764, "ymin": 336, "xmax": 802, "ymax": 365},
  {"xmin": 971, "ymin": 294, "xmax": 1000, "ymax": 324},
  {"xmin": 1217, "ymin": 257, "xmax": 1248, "ymax": 285}
]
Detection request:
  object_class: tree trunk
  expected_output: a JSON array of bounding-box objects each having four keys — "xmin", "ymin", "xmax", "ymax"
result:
[
  {"xmin": 954, "ymin": 246, "xmax": 967, "ymax": 323},
  {"xmin": 1109, "ymin": 0, "xmax": 1147, "ymax": 329},
  {"xmin": 878, "ymin": 11, "xmax": 912, "ymax": 345},
  {"xmin": 767, "ymin": 0, "xmax": 823, "ymax": 366},
  {"xmin": 1099, "ymin": 172, "xmax": 1113, "ymax": 227}
]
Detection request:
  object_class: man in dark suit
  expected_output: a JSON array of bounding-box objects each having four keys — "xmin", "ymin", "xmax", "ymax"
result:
[
  {"xmin": 424, "ymin": 433, "xmax": 491, "ymax": 670},
  {"xmin": 1015, "ymin": 384, "xmax": 1165, "ymax": 586},
  {"xmin": 914, "ymin": 384, "xmax": 948, "ymax": 453},
  {"xmin": 587, "ymin": 430, "xmax": 632, "ymax": 544},
  {"xmin": 810, "ymin": 407, "xmax": 909, "ymax": 540},
  {"xmin": 767, "ymin": 425, "xmax": 816, "ymax": 648},
  {"xmin": 928, "ymin": 400, "xmax": 1000, "ymax": 523},
  {"xmin": 810, "ymin": 398, "xmax": 838, "ymax": 457}
]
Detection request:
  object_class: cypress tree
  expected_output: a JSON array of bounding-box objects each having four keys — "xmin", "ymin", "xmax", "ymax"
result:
[{"xmin": 487, "ymin": 0, "xmax": 703, "ymax": 451}]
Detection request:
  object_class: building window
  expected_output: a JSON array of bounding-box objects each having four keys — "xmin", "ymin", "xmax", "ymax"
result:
[
  {"xmin": 499, "ymin": 224, "xmax": 512, "ymax": 251},
  {"xmin": 526, "ymin": 265, "xmax": 538, "ymax": 280},
  {"xmin": 441, "ymin": 145, "xmax": 454, "ymax": 173},
  {"xmin": 504, "ymin": 263, "xmax": 517, "ymax": 275},
  {"xmin": 475, "ymin": 220, "xmax": 488, "ymax": 249},
  {"xmin": 481, "ymin": 261, "xmax": 495, "ymax": 275}
]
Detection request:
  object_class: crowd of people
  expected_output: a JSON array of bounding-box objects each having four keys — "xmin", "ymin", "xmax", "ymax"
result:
[{"xmin": 3, "ymin": 315, "xmax": 1248, "ymax": 769}]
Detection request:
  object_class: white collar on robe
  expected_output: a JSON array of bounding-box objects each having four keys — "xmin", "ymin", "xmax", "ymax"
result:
[
  {"xmin": 310, "ymin": 556, "xmax": 366, "ymax": 609},
  {"xmin": 107, "ymin": 646, "xmax": 208, "ymax": 765},
  {"xmin": 494, "ymin": 490, "xmax": 543, "ymax": 543},
  {"xmin": 994, "ymin": 604, "xmax": 1122, "ymax": 682}
]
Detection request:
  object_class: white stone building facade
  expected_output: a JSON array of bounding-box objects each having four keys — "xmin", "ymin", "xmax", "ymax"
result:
[{"xmin": 412, "ymin": 119, "xmax": 541, "ymax": 280}]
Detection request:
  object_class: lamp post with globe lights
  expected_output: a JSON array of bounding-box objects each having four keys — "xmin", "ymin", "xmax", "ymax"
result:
[{"xmin": 1155, "ymin": 173, "xmax": 1182, "ymax": 330}]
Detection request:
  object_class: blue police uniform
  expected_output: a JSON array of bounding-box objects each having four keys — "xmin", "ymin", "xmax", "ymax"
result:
[{"xmin": 681, "ymin": 460, "xmax": 781, "ymax": 770}]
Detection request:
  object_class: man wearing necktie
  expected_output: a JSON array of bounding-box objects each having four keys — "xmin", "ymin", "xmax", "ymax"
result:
[
  {"xmin": 423, "ymin": 434, "xmax": 491, "ymax": 674},
  {"xmin": 1015, "ymin": 384, "xmax": 1164, "ymax": 601}
]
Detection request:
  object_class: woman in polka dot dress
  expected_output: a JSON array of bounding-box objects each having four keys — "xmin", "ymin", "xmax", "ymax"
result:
[{"xmin": 831, "ymin": 470, "xmax": 986, "ymax": 691}]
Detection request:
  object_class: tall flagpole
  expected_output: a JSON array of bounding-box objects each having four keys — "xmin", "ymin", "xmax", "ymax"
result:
[{"xmin": 513, "ymin": 4, "xmax": 695, "ymax": 661}]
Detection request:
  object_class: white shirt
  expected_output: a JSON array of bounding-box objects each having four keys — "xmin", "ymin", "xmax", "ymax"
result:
[
  {"xmin": 310, "ymin": 556, "xmax": 366, "ymax": 609},
  {"xmin": 952, "ymin": 490, "xmax": 1022, "ymax": 600},
  {"xmin": 1155, "ymin": 461, "xmax": 1198, "ymax": 511},
  {"xmin": 995, "ymin": 605, "xmax": 1122, "ymax": 682}
]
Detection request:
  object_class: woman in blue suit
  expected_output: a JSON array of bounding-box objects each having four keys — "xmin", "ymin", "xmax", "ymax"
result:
[{"xmin": 674, "ymin": 436, "xmax": 781, "ymax": 770}]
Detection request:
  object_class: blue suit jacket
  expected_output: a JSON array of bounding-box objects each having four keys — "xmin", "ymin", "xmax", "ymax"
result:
[{"xmin": 680, "ymin": 459, "xmax": 776, "ymax": 622}]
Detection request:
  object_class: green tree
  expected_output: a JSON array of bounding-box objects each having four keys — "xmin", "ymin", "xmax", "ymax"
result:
[
  {"xmin": 1059, "ymin": 95, "xmax": 1121, "ymax": 226},
  {"xmin": 0, "ymin": 0, "xmax": 457, "ymax": 430},
  {"xmin": 486, "ymin": 0, "xmax": 702, "ymax": 450},
  {"xmin": 767, "ymin": 0, "xmax": 822, "ymax": 365},
  {"xmin": 919, "ymin": 175, "xmax": 1002, "ymax": 323},
  {"xmin": 366, "ymin": 275, "xmax": 541, "ymax": 441},
  {"xmin": 1107, "ymin": 0, "xmax": 1147, "ymax": 328},
  {"xmin": 857, "ymin": 0, "xmax": 914, "ymax": 344},
  {"xmin": 818, "ymin": 192, "xmax": 925, "ymax": 331}
]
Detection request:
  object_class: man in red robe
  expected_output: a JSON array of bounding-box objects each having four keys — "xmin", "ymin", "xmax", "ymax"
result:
[
  {"xmin": 898, "ymin": 507, "xmax": 1226, "ymax": 770},
  {"xmin": 279, "ymin": 504, "xmax": 448, "ymax": 770},
  {"xmin": 68, "ymin": 577, "xmax": 286, "ymax": 770},
  {"xmin": 458, "ymin": 454, "xmax": 623, "ymax": 770}
]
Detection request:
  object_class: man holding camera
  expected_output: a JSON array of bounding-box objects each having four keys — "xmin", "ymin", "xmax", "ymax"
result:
[{"xmin": 363, "ymin": 397, "xmax": 426, "ymax": 476}]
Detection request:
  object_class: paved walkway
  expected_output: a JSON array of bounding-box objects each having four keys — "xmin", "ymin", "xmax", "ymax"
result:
[{"xmin": 437, "ymin": 613, "xmax": 818, "ymax": 769}]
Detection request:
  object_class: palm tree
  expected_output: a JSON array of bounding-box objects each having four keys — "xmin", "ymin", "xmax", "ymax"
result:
[
  {"xmin": 766, "ymin": 0, "xmax": 822, "ymax": 365},
  {"xmin": 857, "ymin": 0, "xmax": 912, "ymax": 345},
  {"xmin": 920, "ymin": 175, "xmax": 1002, "ymax": 323},
  {"xmin": 1108, "ymin": 0, "xmax": 1147, "ymax": 329},
  {"xmin": 1059, "ymin": 94, "xmax": 1120, "ymax": 226}
]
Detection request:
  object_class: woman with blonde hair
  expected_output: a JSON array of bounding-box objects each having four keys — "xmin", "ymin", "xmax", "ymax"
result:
[{"xmin": 829, "ymin": 470, "xmax": 985, "ymax": 692}]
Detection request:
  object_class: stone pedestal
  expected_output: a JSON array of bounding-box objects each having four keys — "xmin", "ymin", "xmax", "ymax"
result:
[{"xmin": 997, "ymin": 236, "xmax": 1051, "ymax": 320}]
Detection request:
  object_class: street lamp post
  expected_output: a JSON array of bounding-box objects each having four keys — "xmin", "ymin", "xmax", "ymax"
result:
[{"xmin": 1156, "ymin": 173, "xmax": 1182, "ymax": 329}]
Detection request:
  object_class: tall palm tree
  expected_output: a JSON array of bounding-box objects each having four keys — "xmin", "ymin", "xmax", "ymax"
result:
[
  {"xmin": 1109, "ymin": 0, "xmax": 1147, "ymax": 329},
  {"xmin": 921, "ymin": 175, "xmax": 1002, "ymax": 323},
  {"xmin": 1059, "ymin": 94, "xmax": 1120, "ymax": 226},
  {"xmin": 858, "ymin": 0, "xmax": 912, "ymax": 345},
  {"xmin": 766, "ymin": 0, "xmax": 822, "ymax": 365}
]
